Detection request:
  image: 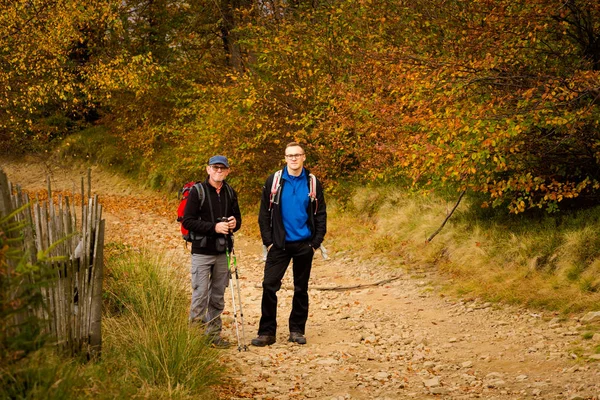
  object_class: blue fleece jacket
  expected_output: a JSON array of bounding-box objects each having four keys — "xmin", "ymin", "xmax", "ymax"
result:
[{"xmin": 280, "ymin": 168, "xmax": 311, "ymax": 242}]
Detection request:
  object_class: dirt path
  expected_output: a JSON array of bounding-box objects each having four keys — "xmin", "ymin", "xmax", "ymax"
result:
[{"xmin": 2, "ymin": 157, "xmax": 599, "ymax": 400}]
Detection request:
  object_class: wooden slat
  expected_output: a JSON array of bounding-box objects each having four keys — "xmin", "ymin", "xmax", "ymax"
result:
[
  {"xmin": 0, "ymin": 168, "xmax": 13, "ymax": 219},
  {"xmin": 89, "ymin": 218, "xmax": 104, "ymax": 359},
  {"xmin": 0, "ymin": 170, "xmax": 104, "ymax": 359}
]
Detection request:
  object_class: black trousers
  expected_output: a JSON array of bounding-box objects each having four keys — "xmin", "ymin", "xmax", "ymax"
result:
[{"xmin": 257, "ymin": 241, "xmax": 314, "ymax": 336}]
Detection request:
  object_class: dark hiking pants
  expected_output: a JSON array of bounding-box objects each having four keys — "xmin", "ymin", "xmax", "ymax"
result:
[{"xmin": 258, "ymin": 241, "xmax": 314, "ymax": 336}]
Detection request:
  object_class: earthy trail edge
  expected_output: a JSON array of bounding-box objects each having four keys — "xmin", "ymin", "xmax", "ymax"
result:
[{"xmin": 2, "ymin": 158, "xmax": 599, "ymax": 400}]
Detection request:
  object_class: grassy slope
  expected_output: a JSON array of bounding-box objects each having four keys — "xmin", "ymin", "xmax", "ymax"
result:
[{"xmin": 326, "ymin": 187, "xmax": 600, "ymax": 313}]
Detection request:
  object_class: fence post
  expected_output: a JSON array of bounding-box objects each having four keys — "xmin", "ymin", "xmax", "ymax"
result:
[
  {"xmin": 0, "ymin": 168, "xmax": 13, "ymax": 221},
  {"xmin": 89, "ymin": 219, "xmax": 104, "ymax": 359}
]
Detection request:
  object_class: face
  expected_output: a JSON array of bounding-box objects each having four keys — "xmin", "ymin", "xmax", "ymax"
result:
[
  {"xmin": 206, "ymin": 164, "xmax": 230, "ymax": 184},
  {"xmin": 285, "ymin": 145, "xmax": 306, "ymax": 173}
]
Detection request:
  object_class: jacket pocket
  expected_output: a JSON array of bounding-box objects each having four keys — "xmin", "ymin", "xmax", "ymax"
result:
[
  {"xmin": 193, "ymin": 236, "xmax": 207, "ymax": 247},
  {"xmin": 215, "ymin": 237, "xmax": 226, "ymax": 252}
]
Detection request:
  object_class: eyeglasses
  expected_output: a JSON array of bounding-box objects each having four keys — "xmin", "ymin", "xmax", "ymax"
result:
[
  {"xmin": 285, "ymin": 153, "xmax": 305, "ymax": 159},
  {"xmin": 210, "ymin": 165, "xmax": 229, "ymax": 171}
]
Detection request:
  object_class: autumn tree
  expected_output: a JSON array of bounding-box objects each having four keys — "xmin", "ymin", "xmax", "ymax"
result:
[
  {"xmin": 0, "ymin": 0, "xmax": 157, "ymax": 152},
  {"xmin": 374, "ymin": 0, "xmax": 600, "ymax": 212},
  {"xmin": 0, "ymin": 0, "xmax": 249, "ymax": 155},
  {"xmin": 3, "ymin": 0, "xmax": 600, "ymax": 213},
  {"xmin": 229, "ymin": 0, "xmax": 600, "ymax": 211}
]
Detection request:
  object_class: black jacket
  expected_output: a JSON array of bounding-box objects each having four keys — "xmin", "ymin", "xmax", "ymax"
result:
[
  {"xmin": 258, "ymin": 168, "xmax": 326, "ymax": 250},
  {"xmin": 182, "ymin": 178, "xmax": 242, "ymax": 254}
]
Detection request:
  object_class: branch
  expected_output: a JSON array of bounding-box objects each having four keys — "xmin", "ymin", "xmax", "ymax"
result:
[
  {"xmin": 310, "ymin": 275, "xmax": 404, "ymax": 291},
  {"xmin": 253, "ymin": 275, "xmax": 404, "ymax": 292},
  {"xmin": 426, "ymin": 189, "xmax": 466, "ymax": 243},
  {"xmin": 0, "ymin": 1, "xmax": 57, "ymax": 41}
]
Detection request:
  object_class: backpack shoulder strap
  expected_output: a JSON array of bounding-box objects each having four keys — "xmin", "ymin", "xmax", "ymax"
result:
[
  {"xmin": 194, "ymin": 181, "xmax": 206, "ymax": 207},
  {"xmin": 269, "ymin": 169, "xmax": 284, "ymax": 211},
  {"xmin": 223, "ymin": 181, "xmax": 235, "ymax": 201},
  {"xmin": 199, "ymin": 181, "xmax": 217, "ymax": 223},
  {"xmin": 308, "ymin": 173, "xmax": 317, "ymax": 201},
  {"xmin": 222, "ymin": 181, "xmax": 235, "ymax": 218},
  {"xmin": 308, "ymin": 173, "xmax": 318, "ymax": 214}
]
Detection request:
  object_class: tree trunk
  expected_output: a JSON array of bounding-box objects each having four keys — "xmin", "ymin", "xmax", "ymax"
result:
[{"xmin": 220, "ymin": 0, "xmax": 249, "ymax": 72}]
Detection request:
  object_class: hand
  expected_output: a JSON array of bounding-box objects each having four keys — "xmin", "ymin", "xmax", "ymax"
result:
[
  {"xmin": 215, "ymin": 222, "xmax": 230, "ymax": 234},
  {"xmin": 226, "ymin": 216, "xmax": 236, "ymax": 231}
]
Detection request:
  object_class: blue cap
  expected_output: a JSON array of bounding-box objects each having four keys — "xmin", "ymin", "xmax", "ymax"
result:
[{"xmin": 208, "ymin": 155, "xmax": 229, "ymax": 168}]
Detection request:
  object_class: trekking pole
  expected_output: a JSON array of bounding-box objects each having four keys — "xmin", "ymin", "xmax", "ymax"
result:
[
  {"xmin": 319, "ymin": 244, "xmax": 329, "ymax": 260},
  {"xmin": 226, "ymin": 234, "xmax": 248, "ymax": 351},
  {"xmin": 226, "ymin": 245, "xmax": 242, "ymax": 351},
  {"xmin": 230, "ymin": 241, "xmax": 248, "ymax": 351},
  {"xmin": 262, "ymin": 244, "xmax": 268, "ymax": 262}
]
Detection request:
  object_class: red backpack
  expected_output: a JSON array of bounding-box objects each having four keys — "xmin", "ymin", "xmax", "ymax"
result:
[
  {"xmin": 177, "ymin": 181, "xmax": 206, "ymax": 242},
  {"xmin": 176, "ymin": 181, "xmax": 235, "ymax": 242}
]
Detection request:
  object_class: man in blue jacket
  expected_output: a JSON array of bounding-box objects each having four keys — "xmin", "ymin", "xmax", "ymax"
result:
[
  {"xmin": 252, "ymin": 142, "xmax": 327, "ymax": 346},
  {"xmin": 182, "ymin": 155, "xmax": 242, "ymax": 348}
]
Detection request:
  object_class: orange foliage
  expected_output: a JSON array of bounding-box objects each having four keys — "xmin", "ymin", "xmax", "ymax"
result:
[{"xmin": 4, "ymin": 0, "xmax": 600, "ymax": 213}]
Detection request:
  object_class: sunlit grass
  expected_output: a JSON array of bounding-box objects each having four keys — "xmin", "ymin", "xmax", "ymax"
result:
[
  {"xmin": 1, "ymin": 248, "xmax": 226, "ymax": 399},
  {"xmin": 324, "ymin": 186, "xmax": 600, "ymax": 313},
  {"xmin": 103, "ymin": 248, "xmax": 225, "ymax": 398}
]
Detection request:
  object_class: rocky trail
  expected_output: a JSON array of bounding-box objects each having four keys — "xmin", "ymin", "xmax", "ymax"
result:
[{"xmin": 2, "ymin": 157, "xmax": 600, "ymax": 400}]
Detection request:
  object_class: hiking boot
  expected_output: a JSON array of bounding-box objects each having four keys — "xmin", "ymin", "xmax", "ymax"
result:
[
  {"xmin": 288, "ymin": 332, "xmax": 307, "ymax": 345},
  {"xmin": 210, "ymin": 336, "xmax": 231, "ymax": 349},
  {"xmin": 251, "ymin": 335, "xmax": 276, "ymax": 347}
]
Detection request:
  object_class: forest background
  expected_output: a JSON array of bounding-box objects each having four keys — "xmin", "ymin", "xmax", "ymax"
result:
[{"xmin": 2, "ymin": 0, "xmax": 600, "ymax": 310}]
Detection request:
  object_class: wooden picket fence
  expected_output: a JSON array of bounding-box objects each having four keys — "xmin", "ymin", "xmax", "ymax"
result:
[{"xmin": 0, "ymin": 167, "xmax": 104, "ymax": 359}]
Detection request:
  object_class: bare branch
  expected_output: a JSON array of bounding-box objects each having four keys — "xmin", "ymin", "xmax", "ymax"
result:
[{"xmin": 426, "ymin": 189, "xmax": 466, "ymax": 243}]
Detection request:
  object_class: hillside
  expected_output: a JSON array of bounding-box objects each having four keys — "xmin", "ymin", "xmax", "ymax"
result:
[{"xmin": 2, "ymin": 156, "xmax": 600, "ymax": 399}]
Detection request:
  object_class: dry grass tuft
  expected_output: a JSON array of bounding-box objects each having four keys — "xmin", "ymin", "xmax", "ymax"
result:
[{"xmin": 325, "ymin": 187, "xmax": 600, "ymax": 313}]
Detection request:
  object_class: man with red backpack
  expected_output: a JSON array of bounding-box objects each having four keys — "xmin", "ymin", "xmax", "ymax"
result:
[
  {"xmin": 251, "ymin": 142, "xmax": 327, "ymax": 347},
  {"xmin": 182, "ymin": 155, "xmax": 242, "ymax": 348}
]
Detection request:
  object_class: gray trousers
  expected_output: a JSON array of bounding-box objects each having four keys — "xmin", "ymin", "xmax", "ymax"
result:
[{"xmin": 189, "ymin": 253, "xmax": 229, "ymax": 337}]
